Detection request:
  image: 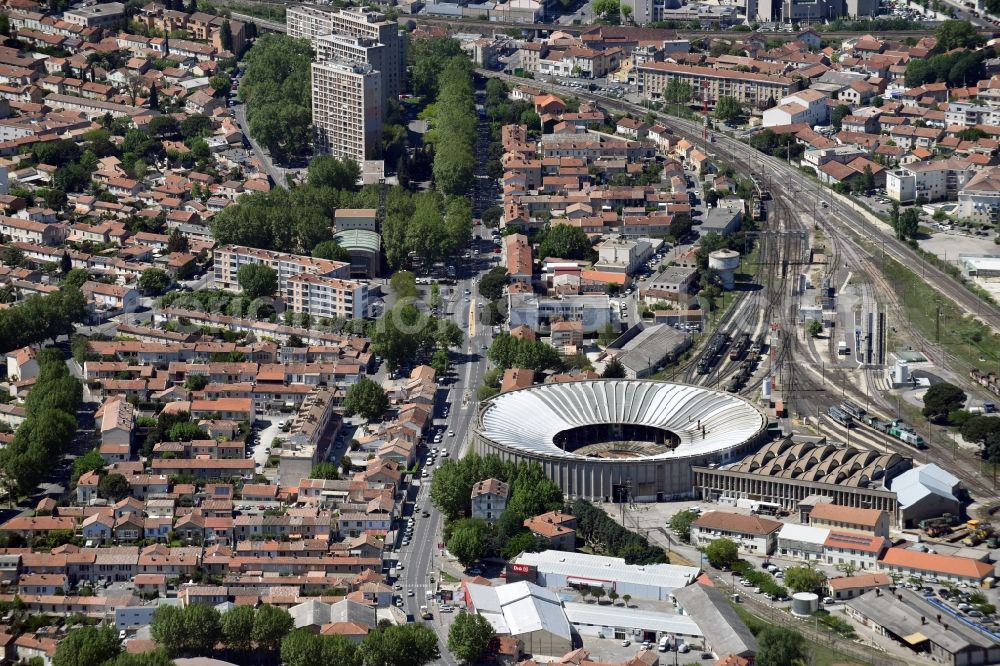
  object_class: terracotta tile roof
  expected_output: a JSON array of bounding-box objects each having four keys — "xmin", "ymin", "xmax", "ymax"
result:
[
  {"xmin": 823, "ymin": 531, "xmax": 887, "ymax": 554},
  {"xmin": 809, "ymin": 503, "xmax": 884, "ymax": 527},
  {"xmin": 471, "ymin": 478, "xmax": 509, "ymax": 499},
  {"xmin": 692, "ymin": 511, "xmax": 782, "ymax": 535},
  {"xmin": 828, "ymin": 573, "xmax": 891, "ymax": 590},
  {"xmin": 880, "ymin": 548, "xmax": 995, "ymax": 579}
]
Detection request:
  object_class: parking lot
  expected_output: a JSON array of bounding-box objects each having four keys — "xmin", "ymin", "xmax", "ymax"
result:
[
  {"xmin": 580, "ymin": 637, "xmax": 716, "ymax": 665},
  {"xmin": 250, "ymin": 416, "xmax": 284, "ymax": 470},
  {"xmin": 919, "ymin": 226, "xmax": 999, "ymax": 261}
]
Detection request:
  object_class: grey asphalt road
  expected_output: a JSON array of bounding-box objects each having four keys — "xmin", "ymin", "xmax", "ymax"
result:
[
  {"xmin": 232, "ymin": 101, "xmax": 290, "ymax": 189},
  {"xmin": 390, "ymin": 226, "xmax": 496, "ymax": 664}
]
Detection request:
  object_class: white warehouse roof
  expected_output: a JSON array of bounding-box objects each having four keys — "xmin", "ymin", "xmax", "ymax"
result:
[
  {"xmin": 890, "ymin": 464, "xmax": 960, "ymax": 509},
  {"xmin": 564, "ymin": 602, "xmax": 702, "ymax": 636},
  {"xmin": 777, "ymin": 523, "xmax": 830, "ymax": 545},
  {"xmin": 514, "ymin": 550, "xmax": 700, "ymax": 591},
  {"xmin": 465, "ymin": 581, "xmax": 572, "ymax": 640}
]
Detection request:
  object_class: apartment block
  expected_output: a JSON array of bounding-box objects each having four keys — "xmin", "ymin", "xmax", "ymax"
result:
[
  {"xmin": 62, "ymin": 2, "xmax": 125, "ymax": 27},
  {"xmin": 287, "ymin": 273, "xmax": 369, "ymax": 320},
  {"xmin": 958, "ymin": 166, "xmax": 1000, "ymax": 223},
  {"xmin": 944, "ymin": 102, "xmax": 1000, "ymax": 128},
  {"xmin": 214, "ymin": 245, "xmax": 367, "ymax": 320},
  {"xmin": 290, "ymin": 7, "xmax": 404, "ymax": 104},
  {"xmin": 507, "ymin": 293, "xmax": 612, "ymax": 333},
  {"xmin": 311, "ymin": 60, "xmax": 382, "ymax": 162},
  {"xmin": 286, "ymin": 5, "xmax": 335, "ymax": 41},
  {"xmin": 314, "ymin": 33, "xmax": 397, "ymax": 106},
  {"xmin": 635, "ymin": 62, "xmax": 796, "ymax": 107},
  {"xmin": 691, "ymin": 511, "xmax": 782, "ymax": 556},
  {"xmin": 327, "ymin": 9, "xmax": 403, "ymax": 88},
  {"xmin": 886, "ymin": 158, "xmax": 974, "ymax": 204},
  {"xmin": 213, "ymin": 245, "xmax": 350, "ymax": 293}
]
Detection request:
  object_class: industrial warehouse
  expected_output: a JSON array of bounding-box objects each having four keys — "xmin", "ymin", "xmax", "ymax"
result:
[
  {"xmin": 692, "ymin": 436, "xmax": 912, "ymax": 520},
  {"xmin": 508, "ymin": 550, "xmax": 701, "ymax": 601}
]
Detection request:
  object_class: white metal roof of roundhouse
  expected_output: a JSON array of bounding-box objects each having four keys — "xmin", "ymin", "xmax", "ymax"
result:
[{"xmin": 478, "ymin": 380, "xmax": 766, "ymax": 461}]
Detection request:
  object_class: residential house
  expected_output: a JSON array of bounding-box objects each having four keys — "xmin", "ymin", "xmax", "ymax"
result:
[
  {"xmin": 471, "ymin": 478, "xmax": 509, "ymax": 523},
  {"xmin": 523, "ymin": 511, "xmax": 576, "ymax": 550}
]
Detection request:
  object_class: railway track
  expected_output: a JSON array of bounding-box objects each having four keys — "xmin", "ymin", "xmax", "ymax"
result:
[
  {"xmin": 411, "ymin": 15, "xmax": 981, "ymax": 41},
  {"xmin": 477, "ymin": 70, "xmax": 1000, "ymax": 501}
]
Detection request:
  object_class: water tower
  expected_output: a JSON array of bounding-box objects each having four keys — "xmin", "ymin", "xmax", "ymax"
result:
[{"xmin": 708, "ymin": 249, "xmax": 741, "ymax": 290}]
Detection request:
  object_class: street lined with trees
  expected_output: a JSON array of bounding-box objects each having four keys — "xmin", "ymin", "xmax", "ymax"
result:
[
  {"xmin": 0, "ymin": 348, "xmax": 82, "ymax": 499},
  {"xmin": 238, "ymin": 34, "xmax": 313, "ymax": 161}
]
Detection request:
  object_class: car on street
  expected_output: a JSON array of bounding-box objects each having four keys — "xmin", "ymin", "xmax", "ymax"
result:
[
  {"xmin": 448, "ymin": 430, "xmax": 455, "ymax": 437},
  {"xmin": 621, "ymin": 639, "xmax": 631, "ymax": 647},
  {"xmin": 407, "ymin": 589, "xmax": 415, "ymax": 597}
]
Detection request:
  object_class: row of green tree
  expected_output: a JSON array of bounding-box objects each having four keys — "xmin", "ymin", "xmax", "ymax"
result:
[
  {"xmin": 748, "ymin": 129, "xmax": 804, "ymax": 162},
  {"xmin": 571, "ymin": 499, "xmax": 667, "ymax": 565},
  {"xmin": 889, "ymin": 202, "xmax": 920, "ymax": 241},
  {"xmin": 486, "ymin": 333, "xmax": 565, "ymax": 373},
  {"xmin": 430, "ymin": 452, "xmax": 562, "ymax": 521},
  {"xmin": 921, "ymin": 382, "xmax": 1000, "ymax": 461},
  {"xmin": 366, "ymin": 299, "xmax": 463, "ymax": 372},
  {"xmin": 382, "ymin": 191, "xmax": 473, "ymax": 269},
  {"xmin": 0, "ymin": 348, "xmax": 82, "ymax": 497},
  {"xmin": 534, "ymin": 224, "xmax": 597, "ymax": 262},
  {"xmin": 145, "ymin": 602, "xmax": 440, "ymax": 666},
  {"xmin": 430, "ymin": 54, "xmax": 476, "ymax": 197},
  {"xmin": 210, "ymin": 164, "xmax": 473, "ymax": 271},
  {"xmin": 0, "ymin": 282, "xmax": 86, "ymax": 353},
  {"xmin": 238, "ymin": 33, "xmax": 313, "ymax": 161},
  {"xmin": 904, "ymin": 48, "xmax": 987, "ymax": 88},
  {"xmin": 211, "ymin": 181, "xmax": 347, "ymax": 254},
  {"xmin": 53, "ymin": 625, "xmax": 174, "ymax": 666}
]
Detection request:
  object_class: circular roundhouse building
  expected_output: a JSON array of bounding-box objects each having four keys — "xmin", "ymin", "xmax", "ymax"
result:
[{"xmin": 473, "ymin": 380, "xmax": 768, "ymax": 502}]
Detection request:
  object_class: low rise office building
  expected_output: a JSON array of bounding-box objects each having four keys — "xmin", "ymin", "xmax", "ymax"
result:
[{"xmin": 690, "ymin": 511, "xmax": 782, "ymax": 556}]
